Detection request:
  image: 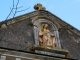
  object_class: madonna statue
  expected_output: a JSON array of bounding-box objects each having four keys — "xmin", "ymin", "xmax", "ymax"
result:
[{"xmin": 39, "ymin": 24, "xmax": 56, "ymax": 47}]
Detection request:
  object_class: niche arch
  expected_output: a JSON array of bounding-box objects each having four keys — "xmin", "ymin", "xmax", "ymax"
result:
[{"xmin": 33, "ymin": 18, "xmax": 61, "ymax": 48}]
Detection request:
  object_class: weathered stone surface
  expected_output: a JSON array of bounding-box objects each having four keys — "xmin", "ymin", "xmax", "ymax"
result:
[
  {"xmin": 1, "ymin": 24, "xmax": 7, "ymax": 28},
  {"xmin": 0, "ymin": 49, "xmax": 75, "ymax": 60},
  {"xmin": 0, "ymin": 18, "xmax": 35, "ymax": 51},
  {"xmin": 0, "ymin": 10, "xmax": 80, "ymax": 60},
  {"xmin": 59, "ymin": 27, "xmax": 80, "ymax": 59}
]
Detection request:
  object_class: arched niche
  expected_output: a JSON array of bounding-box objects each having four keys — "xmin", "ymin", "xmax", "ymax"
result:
[{"xmin": 33, "ymin": 19, "xmax": 61, "ymax": 48}]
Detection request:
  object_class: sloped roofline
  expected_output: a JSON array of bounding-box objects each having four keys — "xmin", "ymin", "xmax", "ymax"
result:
[{"xmin": 0, "ymin": 10, "xmax": 80, "ymax": 36}]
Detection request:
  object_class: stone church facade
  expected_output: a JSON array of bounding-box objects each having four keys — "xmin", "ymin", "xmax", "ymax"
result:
[{"xmin": 0, "ymin": 4, "xmax": 80, "ymax": 60}]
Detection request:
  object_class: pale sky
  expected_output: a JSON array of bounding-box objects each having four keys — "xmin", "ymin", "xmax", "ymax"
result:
[{"xmin": 0, "ymin": 0, "xmax": 80, "ymax": 30}]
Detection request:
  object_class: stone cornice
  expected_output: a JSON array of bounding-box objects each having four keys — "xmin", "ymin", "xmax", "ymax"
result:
[
  {"xmin": 0, "ymin": 10, "xmax": 80, "ymax": 36},
  {"xmin": 0, "ymin": 11, "xmax": 38, "ymax": 26}
]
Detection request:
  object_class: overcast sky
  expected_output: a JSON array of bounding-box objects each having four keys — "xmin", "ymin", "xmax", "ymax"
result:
[{"xmin": 0, "ymin": 0, "xmax": 80, "ymax": 30}]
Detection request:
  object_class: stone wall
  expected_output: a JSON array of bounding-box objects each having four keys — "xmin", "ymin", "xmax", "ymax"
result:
[
  {"xmin": 0, "ymin": 18, "xmax": 35, "ymax": 51},
  {"xmin": 0, "ymin": 10, "xmax": 80, "ymax": 59},
  {"xmin": 0, "ymin": 49, "xmax": 75, "ymax": 60},
  {"xmin": 59, "ymin": 27, "xmax": 80, "ymax": 59}
]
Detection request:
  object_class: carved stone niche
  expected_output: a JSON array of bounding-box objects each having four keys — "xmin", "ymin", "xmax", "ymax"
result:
[{"xmin": 33, "ymin": 19, "xmax": 61, "ymax": 48}]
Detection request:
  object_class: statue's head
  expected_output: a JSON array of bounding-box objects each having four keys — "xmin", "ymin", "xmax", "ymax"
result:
[{"xmin": 42, "ymin": 24, "xmax": 48, "ymax": 29}]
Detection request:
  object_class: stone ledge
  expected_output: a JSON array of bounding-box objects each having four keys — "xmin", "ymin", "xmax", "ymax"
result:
[
  {"xmin": 0, "ymin": 48, "xmax": 76, "ymax": 60},
  {"xmin": 30, "ymin": 46, "xmax": 70, "ymax": 58}
]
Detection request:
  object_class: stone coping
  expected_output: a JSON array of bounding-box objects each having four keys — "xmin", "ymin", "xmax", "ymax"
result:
[{"xmin": 0, "ymin": 48, "xmax": 77, "ymax": 60}]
